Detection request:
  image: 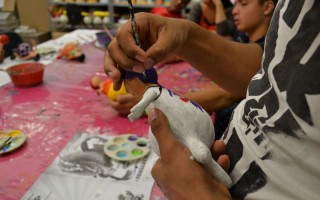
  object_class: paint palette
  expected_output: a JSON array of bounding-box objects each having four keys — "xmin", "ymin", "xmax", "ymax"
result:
[
  {"xmin": 104, "ymin": 134, "xmax": 150, "ymax": 161},
  {"xmin": 0, "ymin": 129, "xmax": 27, "ymax": 155}
]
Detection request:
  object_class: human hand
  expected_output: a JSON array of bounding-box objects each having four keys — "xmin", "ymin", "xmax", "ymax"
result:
[
  {"xmin": 212, "ymin": 0, "xmax": 222, "ymax": 6},
  {"xmin": 148, "ymin": 108, "xmax": 231, "ymax": 200},
  {"xmin": 108, "ymin": 93, "xmax": 141, "ymax": 116},
  {"xmin": 104, "ymin": 13, "xmax": 191, "ymax": 90}
]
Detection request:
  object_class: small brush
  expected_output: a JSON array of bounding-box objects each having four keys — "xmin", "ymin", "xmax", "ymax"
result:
[{"xmin": 127, "ymin": 0, "xmax": 141, "ymax": 47}]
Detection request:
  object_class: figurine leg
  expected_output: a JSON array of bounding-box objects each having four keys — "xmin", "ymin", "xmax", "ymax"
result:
[
  {"xmin": 128, "ymin": 90, "xmax": 157, "ymax": 122},
  {"xmin": 185, "ymin": 137, "xmax": 232, "ymax": 188}
]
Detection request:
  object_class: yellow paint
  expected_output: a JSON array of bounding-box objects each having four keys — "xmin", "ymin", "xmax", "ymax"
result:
[
  {"xmin": 107, "ymin": 82, "xmax": 127, "ymax": 101},
  {"xmin": 8, "ymin": 130, "xmax": 21, "ymax": 137}
]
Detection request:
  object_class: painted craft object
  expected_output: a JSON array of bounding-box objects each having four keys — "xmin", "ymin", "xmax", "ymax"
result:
[
  {"xmin": 57, "ymin": 42, "xmax": 85, "ymax": 62},
  {"xmin": 0, "ymin": 34, "xmax": 9, "ymax": 63},
  {"xmin": 0, "ymin": 34, "xmax": 9, "ymax": 45},
  {"xmin": 125, "ymin": 68, "xmax": 232, "ymax": 188},
  {"xmin": 11, "ymin": 43, "xmax": 40, "ymax": 61},
  {"xmin": 104, "ymin": 134, "xmax": 150, "ymax": 161},
  {"xmin": 0, "ymin": 129, "xmax": 27, "ymax": 154},
  {"xmin": 90, "ymin": 76, "xmax": 127, "ymax": 100}
]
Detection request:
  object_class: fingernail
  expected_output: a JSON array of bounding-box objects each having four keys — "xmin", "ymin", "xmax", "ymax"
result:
[
  {"xmin": 148, "ymin": 108, "xmax": 159, "ymax": 123},
  {"xmin": 133, "ymin": 66, "xmax": 145, "ymax": 73},
  {"xmin": 107, "ymin": 72, "xmax": 113, "ymax": 78},
  {"xmin": 145, "ymin": 58, "xmax": 155, "ymax": 68},
  {"xmin": 135, "ymin": 55, "xmax": 145, "ymax": 62}
]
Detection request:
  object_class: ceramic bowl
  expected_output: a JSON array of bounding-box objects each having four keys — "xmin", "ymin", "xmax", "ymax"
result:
[{"xmin": 8, "ymin": 62, "xmax": 44, "ymax": 87}]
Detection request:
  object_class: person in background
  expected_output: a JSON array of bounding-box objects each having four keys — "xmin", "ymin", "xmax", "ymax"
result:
[
  {"xmin": 187, "ymin": 0, "xmax": 234, "ymax": 32},
  {"xmin": 185, "ymin": 0, "xmax": 278, "ymax": 139},
  {"xmin": 104, "ymin": 0, "xmax": 320, "ymax": 199},
  {"xmin": 150, "ymin": 0, "xmax": 191, "ymax": 19}
]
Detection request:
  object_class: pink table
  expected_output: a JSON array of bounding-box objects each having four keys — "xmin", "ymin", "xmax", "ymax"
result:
[{"xmin": 0, "ymin": 44, "xmax": 211, "ymax": 200}]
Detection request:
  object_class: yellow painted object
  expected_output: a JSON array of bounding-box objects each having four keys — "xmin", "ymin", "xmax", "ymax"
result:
[
  {"xmin": 81, "ymin": 11, "xmax": 90, "ymax": 16},
  {"xmin": 107, "ymin": 81, "xmax": 127, "ymax": 101},
  {"xmin": 93, "ymin": 11, "xmax": 109, "ymax": 17}
]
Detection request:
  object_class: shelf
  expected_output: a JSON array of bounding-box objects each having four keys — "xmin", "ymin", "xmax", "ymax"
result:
[
  {"xmin": 51, "ymin": 2, "xmax": 109, "ymax": 6},
  {"xmin": 49, "ymin": 0, "xmax": 157, "ymax": 28},
  {"xmin": 50, "ymin": 1, "xmax": 157, "ymax": 8}
]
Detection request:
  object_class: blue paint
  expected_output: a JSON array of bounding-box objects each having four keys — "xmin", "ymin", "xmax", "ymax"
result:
[
  {"xmin": 116, "ymin": 151, "xmax": 128, "ymax": 158},
  {"xmin": 107, "ymin": 144, "xmax": 118, "ymax": 151}
]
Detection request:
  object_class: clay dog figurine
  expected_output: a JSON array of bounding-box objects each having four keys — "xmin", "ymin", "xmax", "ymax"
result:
[{"xmin": 124, "ymin": 68, "xmax": 232, "ymax": 188}]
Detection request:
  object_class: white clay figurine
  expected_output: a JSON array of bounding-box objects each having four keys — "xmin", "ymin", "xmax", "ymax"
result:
[{"xmin": 125, "ymin": 68, "xmax": 232, "ymax": 188}]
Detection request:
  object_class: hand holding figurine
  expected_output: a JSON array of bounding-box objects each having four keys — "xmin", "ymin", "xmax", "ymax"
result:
[{"xmin": 148, "ymin": 108, "xmax": 231, "ymax": 200}]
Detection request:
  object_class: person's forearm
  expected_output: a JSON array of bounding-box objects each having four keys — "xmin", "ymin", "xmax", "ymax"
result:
[
  {"xmin": 179, "ymin": 21, "xmax": 263, "ymax": 96},
  {"xmin": 204, "ymin": 6, "xmax": 216, "ymax": 25},
  {"xmin": 184, "ymin": 84, "xmax": 241, "ymax": 113}
]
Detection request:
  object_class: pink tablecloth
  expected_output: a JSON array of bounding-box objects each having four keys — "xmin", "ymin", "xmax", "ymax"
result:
[{"xmin": 0, "ymin": 44, "xmax": 211, "ymax": 200}]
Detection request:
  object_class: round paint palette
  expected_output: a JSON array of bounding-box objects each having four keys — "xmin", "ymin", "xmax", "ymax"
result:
[
  {"xmin": 0, "ymin": 129, "xmax": 27, "ymax": 155},
  {"xmin": 104, "ymin": 134, "xmax": 150, "ymax": 161}
]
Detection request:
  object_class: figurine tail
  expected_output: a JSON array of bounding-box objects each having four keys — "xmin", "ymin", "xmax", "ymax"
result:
[{"xmin": 185, "ymin": 137, "xmax": 232, "ymax": 188}]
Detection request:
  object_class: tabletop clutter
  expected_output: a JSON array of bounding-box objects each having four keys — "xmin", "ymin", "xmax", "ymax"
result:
[{"xmin": 0, "ymin": 27, "xmax": 213, "ymax": 199}]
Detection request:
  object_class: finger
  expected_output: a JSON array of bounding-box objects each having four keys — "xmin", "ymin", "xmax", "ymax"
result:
[
  {"xmin": 104, "ymin": 49, "xmax": 121, "ymax": 81},
  {"xmin": 211, "ymin": 140, "xmax": 226, "ymax": 160},
  {"xmin": 116, "ymin": 19, "xmax": 149, "ymax": 72},
  {"xmin": 117, "ymin": 93, "xmax": 136, "ymax": 103},
  {"xmin": 151, "ymin": 159, "xmax": 162, "ymax": 179},
  {"xmin": 148, "ymin": 108, "xmax": 183, "ymax": 161},
  {"xmin": 151, "ymin": 159, "xmax": 164, "ymax": 190},
  {"xmin": 145, "ymin": 26, "xmax": 177, "ymax": 69},
  {"xmin": 108, "ymin": 39, "xmax": 145, "ymax": 73},
  {"xmin": 108, "ymin": 99, "xmax": 118, "ymax": 108},
  {"xmin": 217, "ymin": 155, "xmax": 230, "ymax": 172}
]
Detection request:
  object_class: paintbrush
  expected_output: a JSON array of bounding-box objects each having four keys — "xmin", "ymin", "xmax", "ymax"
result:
[
  {"xmin": 102, "ymin": 25, "xmax": 114, "ymax": 40},
  {"xmin": 77, "ymin": 34, "xmax": 105, "ymax": 51},
  {"xmin": 127, "ymin": 0, "xmax": 141, "ymax": 47},
  {"xmin": 127, "ymin": 0, "xmax": 146, "ymax": 77},
  {"xmin": 0, "ymin": 136, "xmax": 12, "ymax": 150}
]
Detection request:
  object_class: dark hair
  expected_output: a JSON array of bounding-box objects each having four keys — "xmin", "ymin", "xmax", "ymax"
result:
[
  {"xmin": 222, "ymin": 0, "xmax": 234, "ymax": 9},
  {"xmin": 259, "ymin": 0, "xmax": 278, "ymax": 5},
  {"xmin": 124, "ymin": 68, "xmax": 158, "ymax": 84}
]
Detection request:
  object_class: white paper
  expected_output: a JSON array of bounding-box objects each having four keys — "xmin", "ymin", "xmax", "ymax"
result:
[{"xmin": 22, "ymin": 133, "xmax": 157, "ymax": 200}]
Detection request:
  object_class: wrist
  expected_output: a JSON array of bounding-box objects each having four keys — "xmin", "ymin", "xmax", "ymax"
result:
[{"xmin": 176, "ymin": 180, "xmax": 231, "ymax": 200}]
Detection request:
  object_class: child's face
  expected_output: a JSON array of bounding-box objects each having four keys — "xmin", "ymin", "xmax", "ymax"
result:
[{"xmin": 232, "ymin": 0, "xmax": 266, "ymax": 32}]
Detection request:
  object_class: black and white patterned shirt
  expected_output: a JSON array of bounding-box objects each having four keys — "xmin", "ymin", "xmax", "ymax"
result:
[{"xmin": 222, "ymin": 0, "xmax": 320, "ymax": 199}]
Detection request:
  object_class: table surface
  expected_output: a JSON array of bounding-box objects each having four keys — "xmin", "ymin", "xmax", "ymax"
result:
[{"xmin": 0, "ymin": 38, "xmax": 211, "ymax": 200}]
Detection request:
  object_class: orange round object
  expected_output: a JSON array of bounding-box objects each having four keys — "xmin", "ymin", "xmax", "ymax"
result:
[
  {"xmin": 8, "ymin": 62, "xmax": 44, "ymax": 87},
  {"xmin": 90, "ymin": 75, "xmax": 103, "ymax": 89},
  {"xmin": 0, "ymin": 34, "xmax": 9, "ymax": 45},
  {"xmin": 101, "ymin": 79, "xmax": 112, "ymax": 95}
]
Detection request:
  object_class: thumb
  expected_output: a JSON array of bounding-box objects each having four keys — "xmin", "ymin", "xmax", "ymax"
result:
[{"xmin": 148, "ymin": 108, "xmax": 182, "ymax": 160}]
